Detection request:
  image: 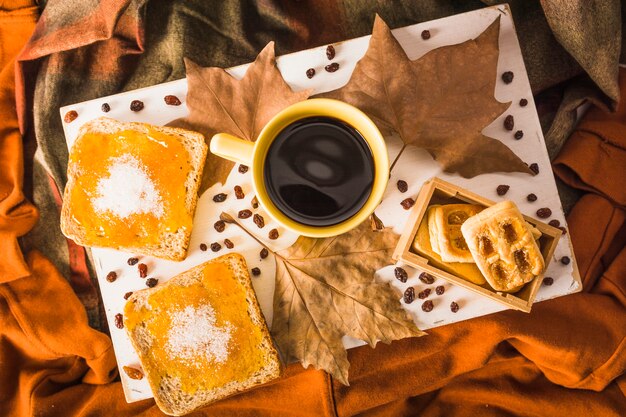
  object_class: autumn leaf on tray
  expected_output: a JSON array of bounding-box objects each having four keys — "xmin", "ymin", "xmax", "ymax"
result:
[
  {"xmin": 322, "ymin": 15, "xmax": 532, "ymax": 177},
  {"xmin": 169, "ymin": 42, "xmax": 311, "ymax": 193},
  {"xmin": 221, "ymin": 213, "xmax": 424, "ymax": 385}
]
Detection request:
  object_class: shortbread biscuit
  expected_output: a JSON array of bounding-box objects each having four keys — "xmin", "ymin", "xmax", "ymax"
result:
[{"xmin": 428, "ymin": 204, "xmax": 484, "ymax": 263}]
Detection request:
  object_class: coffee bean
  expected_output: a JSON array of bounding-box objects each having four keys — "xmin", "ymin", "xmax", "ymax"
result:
[
  {"xmin": 394, "ymin": 267, "xmax": 408, "ymax": 283},
  {"xmin": 543, "ymin": 277, "xmax": 554, "ymax": 286},
  {"xmin": 559, "ymin": 226, "xmax": 567, "ymax": 235},
  {"xmin": 138, "ymin": 263, "xmax": 148, "ymax": 278},
  {"xmin": 527, "ymin": 193, "xmax": 538, "ymax": 202},
  {"xmin": 268, "ymin": 228, "xmax": 279, "ymax": 240},
  {"xmin": 418, "ymin": 288, "xmax": 431, "ymax": 299},
  {"xmin": 123, "ymin": 291, "xmax": 133, "ymax": 300},
  {"xmin": 536, "ymin": 207, "xmax": 552, "ymax": 218},
  {"xmin": 514, "ymin": 130, "xmax": 524, "ymax": 140},
  {"xmin": 64, "ymin": 110, "xmax": 78, "ymax": 123},
  {"xmin": 251, "ymin": 267, "xmax": 261, "ymax": 276},
  {"xmin": 435, "ymin": 285, "xmax": 445, "ymax": 295},
  {"xmin": 519, "ymin": 98, "xmax": 528, "ymax": 107},
  {"xmin": 238, "ymin": 164, "xmax": 249, "ymax": 174},
  {"xmin": 326, "ymin": 45, "xmax": 336, "ymax": 60},
  {"xmin": 306, "ymin": 68, "xmax": 316, "ymax": 79},
  {"xmin": 200, "ymin": 243, "xmax": 208, "ymax": 251},
  {"xmin": 106, "ymin": 271, "xmax": 117, "ymax": 283},
  {"xmin": 234, "ymin": 185, "xmax": 245, "ymax": 199},
  {"xmin": 260, "ymin": 248, "xmax": 269, "ymax": 259},
  {"xmin": 325, "ymin": 62, "xmax": 339, "ymax": 73},
  {"xmin": 164, "ymin": 95, "xmax": 181, "ymax": 106},
  {"xmin": 421, "ymin": 300, "xmax": 434, "ymax": 312},
  {"xmin": 404, "ymin": 287, "xmax": 415, "ymax": 304},
  {"xmin": 114, "ymin": 313, "xmax": 124, "ymax": 329},
  {"xmin": 450, "ymin": 301, "xmax": 459, "ymax": 313},
  {"xmin": 501, "ymin": 71, "xmax": 514, "ymax": 84},
  {"xmin": 127, "ymin": 257, "xmax": 139, "ymax": 266},
  {"xmin": 130, "ymin": 100, "xmax": 144, "ymax": 112},
  {"xmin": 504, "ymin": 115, "xmax": 514, "ymax": 131},
  {"xmin": 145, "ymin": 278, "xmax": 158, "ymax": 288},
  {"xmin": 397, "ymin": 180, "xmax": 408, "ymax": 193},
  {"xmin": 101, "ymin": 103, "xmax": 111, "ymax": 113},
  {"xmin": 529, "ymin": 163, "xmax": 539, "ymax": 175},
  {"xmin": 421, "ymin": 30, "xmax": 431, "ymax": 40},
  {"xmin": 210, "ymin": 242, "xmax": 222, "ymax": 252},
  {"xmin": 213, "ymin": 193, "xmax": 227, "ymax": 203},
  {"xmin": 253, "ymin": 213, "xmax": 265, "ymax": 228},
  {"xmin": 560, "ymin": 256, "xmax": 570, "ymax": 265},
  {"xmin": 496, "ymin": 185, "xmax": 510, "ymax": 196},
  {"xmin": 238, "ymin": 209, "xmax": 252, "ymax": 219},
  {"xmin": 548, "ymin": 219, "xmax": 561, "ymax": 228},
  {"xmin": 214, "ymin": 220, "xmax": 226, "ymax": 233},
  {"xmin": 401, "ymin": 198, "xmax": 415, "ymax": 210},
  {"xmin": 419, "ymin": 272, "xmax": 435, "ymax": 284},
  {"xmin": 224, "ymin": 239, "xmax": 234, "ymax": 249}
]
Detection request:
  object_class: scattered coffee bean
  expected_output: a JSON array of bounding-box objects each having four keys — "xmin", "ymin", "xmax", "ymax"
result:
[
  {"xmin": 106, "ymin": 271, "xmax": 117, "ymax": 283},
  {"xmin": 529, "ymin": 163, "xmax": 539, "ymax": 175},
  {"xmin": 401, "ymin": 198, "xmax": 415, "ymax": 210},
  {"xmin": 543, "ymin": 277, "xmax": 554, "ymax": 286},
  {"xmin": 114, "ymin": 313, "xmax": 124, "ymax": 329},
  {"xmin": 127, "ymin": 257, "xmax": 139, "ymax": 266},
  {"xmin": 251, "ymin": 267, "xmax": 261, "ymax": 276},
  {"xmin": 559, "ymin": 226, "xmax": 567, "ymax": 235},
  {"xmin": 268, "ymin": 228, "xmax": 279, "ymax": 240},
  {"xmin": 238, "ymin": 209, "xmax": 252, "ymax": 219},
  {"xmin": 527, "ymin": 193, "xmax": 538, "ymax": 202},
  {"xmin": 200, "ymin": 243, "xmax": 208, "ymax": 251},
  {"xmin": 536, "ymin": 207, "xmax": 552, "ymax": 219},
  {"xmin": 421, "ymin": 300, "xmax": 434, "ymax": 312},
  {"xmin": 145, "ymin": 278, "xmax": 158, "ymax": 288},
  {"xmin": 213, "ymin": 193, "xmax": 227, "ymax": 203},
  {"xmin": 101, "ymin": 103, "xmax": 111, "ymax": 113},
  {"xmin": 514, "ymin": 130, "xmax": 524, "ymax": 140},
  {"xmin": 501, "ymin": 71, "xmax": 514, "ymax": 84},
  {"xmin": 306, "ymin": 68, "xmax": 316, "ymax": 79},
  {"xmin": 418, "ymin": 288, "xmax": 431, "ymax": 299},
  {"xmin": 548, "ymin": 219, "xmax": 561, "ymax": 228},
  {"xmin": 496, "ymin": 185, "xmax": 510, "ymax": 196},
  {"xmin": 450, "ymin": 301, "xmax": 460, "ymax": 313},
  {"xmin": 560, "ymin": 256, "xmax": 570, "ymax": 265},
  {"xmin": 435, "ymin": 285, "xmax": 445, "ymax": 295},
  {"xmin": 519, "ymin": 98, "xmax": 528, "ymax": 107},
  {"xmin": 394, "ymin": 267, "xmax": 408, "ymax": 283},
  {"xmin": 224, "ymin": 239, "xmax": 234, "ymax": 249},
  {"xmin": 64, "ymin": 110, "xmax": 78, "ymax": 123},
  {"xmin": 404, "ymin": 287, "xmax": 415, "ymax": 304},
  {"xmin": 251, "ymin": 196, "xmax": 259, "ymax": 209},
  {"xmin": 138, "ymin": 263, "xmax": 148, "ymax": 278},
  {"xmin": 238, "ymin": 164, "xmax": 249, "ymax": 174},
  {"xmin": 210, "ymin": 242, "xmax": 222, "ymax": 252},
  {"xmin": 326, "ymin": 44, "xmax": 336, "ymax": 60},
  {"xmin": 234, "ymin": 185, "xmax": 245, "ymax": 199},
  {"xmin": 253, "ymin": 213, "xmax": 265, "ymax": 228},
  {"xmin": 164, "ymin": 95, "xmax": 181, "ymax": 106},
  {"xmin": 325, "ymin": 62, "xmax": 339, "ymax": 72},
  {"xmin": 123, "ymin": 291, "xmax": 133, "ymax": 300},
  {"xmin": 419, "ymin": 272, "xmax": 435, "ymax": 284},
  {"xmin": 504, "ymin": 115, "xmax": 514, "ymax": 131},
  {"xmin": 397, "ymin": 180, "xmax": 408, "ymax": 193},
  {"xmin": 123, "ymin": 366, "xmax": 144, "ymax": 380},
  {"xmin": 214, "ymin": 220, "xmax": 226, "ymax": 233},
  {"xmin": 130, "ymin": 100, "xmax": 144, "ymax": 112},
  {"xmin": 421, "ymin": 30, "xmax": 431, "ymax": 40}
]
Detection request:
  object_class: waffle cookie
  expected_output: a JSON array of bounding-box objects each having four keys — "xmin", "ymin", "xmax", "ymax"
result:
[
  {"xmin": 461, "ymin": 201, "xmax": 544, "ymax": 292},
  {"xmin": 427, "ymin": 204, "xmax": 484, "ymax": 263}
]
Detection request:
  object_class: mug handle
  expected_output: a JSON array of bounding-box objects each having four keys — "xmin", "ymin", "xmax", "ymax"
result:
[{"xmin": 210, "ymin": 133, "xmax": 255, "ymax": 166}]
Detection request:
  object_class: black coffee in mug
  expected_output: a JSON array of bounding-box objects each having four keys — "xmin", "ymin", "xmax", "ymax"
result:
[{"xmin": 263, "ymin": 116, "xmax": 375, "ymax": 227}]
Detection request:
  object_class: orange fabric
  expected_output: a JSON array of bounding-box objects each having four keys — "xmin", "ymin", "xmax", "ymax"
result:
[{"xmin": 0, "ymin": 3, "xmax": 624, "ymax": 416}]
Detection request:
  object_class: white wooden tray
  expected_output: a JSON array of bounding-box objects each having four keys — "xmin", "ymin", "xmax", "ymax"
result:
[{"xmin": 60, "ymin": 4, "xmax": 581, "ymax": 403}]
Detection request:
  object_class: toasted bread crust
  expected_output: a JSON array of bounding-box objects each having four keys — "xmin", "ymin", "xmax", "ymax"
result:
[{"xmin": 60, "ymin": 117, "xmax": 207, "ymax": 261}]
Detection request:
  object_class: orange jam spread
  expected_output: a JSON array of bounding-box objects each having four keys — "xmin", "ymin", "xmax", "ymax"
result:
[
  {"xmin": 67, "ymin": 128, "xmax": 192, "ymax": 248},
  {"xmin": 124, "ymin": 262, "xmax": 267, "ymax": 394}
]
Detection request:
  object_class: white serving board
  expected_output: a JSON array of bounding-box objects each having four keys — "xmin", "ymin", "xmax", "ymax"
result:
[{"xmin": 60, "ymin": 4, "xmax": 580, "ymax": 403}]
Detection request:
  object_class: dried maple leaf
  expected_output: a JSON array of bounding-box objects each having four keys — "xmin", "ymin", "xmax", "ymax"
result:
[
  {"xmin": 323, "ymin": 16, "xmax": 532, "ymax": 177},
  {"xmin": 169, "ymin": 42, "xmax": 311, "ymax": 192},
  {"xmin": 221, "ymin": 212, "xmax": 424, "ymax": 385}
]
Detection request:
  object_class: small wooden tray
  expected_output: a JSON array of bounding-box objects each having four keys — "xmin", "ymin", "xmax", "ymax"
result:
[{"xmin": 393, "ymin": 177, "xmax": 562, "ymax": 312}]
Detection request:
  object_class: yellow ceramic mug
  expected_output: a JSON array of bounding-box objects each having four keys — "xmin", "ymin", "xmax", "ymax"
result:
[{"xmin": 210, "ymin": 98, "xmax": 388, "ymax": 238}]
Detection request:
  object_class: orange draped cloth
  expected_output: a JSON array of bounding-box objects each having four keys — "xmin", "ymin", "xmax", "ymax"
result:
[{"xmin": 0, "ymin": 1, "xmax": 624, "ymax": 415}]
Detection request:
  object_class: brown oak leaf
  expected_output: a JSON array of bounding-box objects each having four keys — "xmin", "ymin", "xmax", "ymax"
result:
[
  {"xmin": 323, "ymin": 15, "xmax": 532, "ymax": 177},
  {"xmin": 169, "ymin": 42, "xmax": 311, "ymax": 192}
]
